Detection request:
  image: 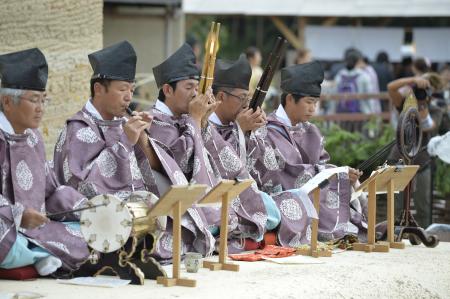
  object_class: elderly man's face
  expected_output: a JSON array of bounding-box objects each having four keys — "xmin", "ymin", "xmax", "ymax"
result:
[{"xmin": 2, "ymin": 90, "xmax": 47, "ymax": 133}]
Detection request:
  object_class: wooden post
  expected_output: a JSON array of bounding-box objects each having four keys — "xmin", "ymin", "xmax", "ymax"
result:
[
  {"xmin": 297, "ymin": 17, "xmax": 307, "ymax": 49},
  {"xmin": 387, "ymin": 179, "xmax": 394, "ymax": 245},
  {"xmin": 387, "ymin": 179, "xmax": 405, "ymax": 249},
  {"xmin": 368, "ymin": 179, "xmax": 376, "ymax": 245},
  {"xmin": 219, "ymin": 192, "xmax": 230, "ymax": 265},
  {"xmin": 201, "ymin": 180, "xmax": 252, "ymax": 271},
  {"xmin": 310, "ymin": 188, "xmax": 320, "ymax": 255},
  {"xmin": 353, "ymin": 176, "xmax": 389, "ymax": 253},
  {"xmin": 172, "ymin": 201, "xmax": 181, "ymax": 279},
  {"xmin": 270, "ymin": 16, "xmax": 302, "ymax": 49},
  {"xmin": 297, "ymin": 187, "xmax": 331, "ymax": 258},
  {"xmin": 154, "ymin": 185, "xmax": 207, "ymax": 288}
]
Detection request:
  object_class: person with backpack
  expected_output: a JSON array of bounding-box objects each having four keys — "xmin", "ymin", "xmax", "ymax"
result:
[{"xmin": 334, "ymin": 49, "xmax": 373, "ymax": 115}]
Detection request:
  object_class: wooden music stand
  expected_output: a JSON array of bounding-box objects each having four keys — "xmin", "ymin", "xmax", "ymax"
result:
[
  {"xmin": 296, "ymin": 172, "xmax": 337, "ymax": 258},
  {"xmin": 297, "ymin": 186, "xmax": 332, "ymax": 258},
  {"xmin": 353, "ymin": 165, "xmax": 419, "ymax": 252},
  {"xmin": 149, "ymin": 184, "xmax": 207, "ymax": 287},
  {"xmin": 199, "ymin": 179, "xmax": 253, "ymax": 272}
]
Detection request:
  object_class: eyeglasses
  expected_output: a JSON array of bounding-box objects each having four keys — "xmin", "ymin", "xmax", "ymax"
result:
[
  {"xmin": 21, "ymin": 95, "xmax": 51, "ymax": 107},
  {"xmin": 222, "ymin": 90, "xmax": 249, "ymax": 105}
]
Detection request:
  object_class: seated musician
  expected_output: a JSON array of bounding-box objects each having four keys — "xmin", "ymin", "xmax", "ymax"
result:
[
  {"xmin": 247, "ymin": 61, "xmax": 367, "ymax": 241},
  {"xmin": 149, "ymin": 44, "xmax": 282, "ymax": 252},
  {"xmin": 52, "ymin": 41, "xmax": 212, "ymax": 270},
  {"xmin": 208, "ymin": 54, "xmax": 319, "ymax": 248},
  {"xmin": 0, "ymin": 48, "xmax": 89, "ymax": 276}
]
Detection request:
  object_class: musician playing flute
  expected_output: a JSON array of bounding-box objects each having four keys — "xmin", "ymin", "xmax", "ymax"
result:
[
  {"xmin": 249, "ymin": 62, "xmax": 367, "ymax": 241},
  {"xmin": 149, "ymin": 44, "xmax": 279, "ymax": 253},
  {"xmin": 207, "ymin": 54, "xmax": 322, "ymax": 248},
  {"xmin": 52, "ymin": 41, "xmax": 210, "ymax": 270},
  {"xmin": 0, "ymin": 48, "xmax": 89, "ymax": 276}
]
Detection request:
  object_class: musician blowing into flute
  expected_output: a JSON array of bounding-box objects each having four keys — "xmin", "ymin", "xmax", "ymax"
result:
[{"xmin": 51, "ymin": 41, "xmax": 183, "ymax": 275}]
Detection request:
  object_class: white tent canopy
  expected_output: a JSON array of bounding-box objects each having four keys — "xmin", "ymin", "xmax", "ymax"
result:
[
  {"xmin": 414, "ymin": 28, "xmax": 450, "ymax": 62},
  {"xmin": 183, "ymin": 0, "xmax": 450, "ymax": 17},
  {"xmin": 305, "ymin": 26, "xmax": 404, "ymax": 61},
  {"xmin": 304, "ymin": 26, "xmax": 450, "ymax": 62}
]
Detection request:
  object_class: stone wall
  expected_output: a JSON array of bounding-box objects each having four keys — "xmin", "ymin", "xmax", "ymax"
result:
[{"xmin": 0, "ymin": 0, "xmax": 103, "ymax": 157}]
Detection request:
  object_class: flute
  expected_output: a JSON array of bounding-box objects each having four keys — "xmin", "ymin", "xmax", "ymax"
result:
[
  {"xmin": 248, "ymin": 37, "xmax": 287, "ymax": 111},
  {"xmin": 125, "ymin": 107, "xmax": 152, "ymax": 136},
  {"xmin": 199, "ymin": 21, "xmax": 221, "ymax": 95}
]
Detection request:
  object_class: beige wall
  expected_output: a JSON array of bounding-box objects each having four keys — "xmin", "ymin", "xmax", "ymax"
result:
[
  {"xmin": 104, "ymin": 5, "xmax": 185, "ymax": 102},
  {"xmin": 0, "ymin": 0, "xmax": 103, "ymax": 157}
]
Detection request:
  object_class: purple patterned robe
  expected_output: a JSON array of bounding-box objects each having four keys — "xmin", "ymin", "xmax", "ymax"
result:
[
  {"xmin": 53, "ymin": 107, "xmax": 214, "ymax": 258},
  {"xmin": 211, "ymin": 121, "xmax": 315, "ymax": 247},
  {"xmin": 149, "ymin": 108, "xmax": 268, "ymax": 245},
  {"xmin": 247, "ymin": 112, "xmax": 361, "ymax": 240},
  {"xmin": 0, "ymin": 128, "xmax": 89, "ymax": 271}
]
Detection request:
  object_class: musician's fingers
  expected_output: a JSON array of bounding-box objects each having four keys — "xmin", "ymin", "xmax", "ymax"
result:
[
  {"xmin": 128, "ymin": 109, "xmax": 138, "ymax": 116},
  {"xmin": 260, "ymin": 110, "xmax": 267, "ymax": 120},
  {"xmin": 349, "ymin": 168, "xmax": 362, "ymax": 178},
  {"xmin": 205, "ymin": 87, "xmax": 213, "ymax": 97},
  {"xmin": 254, "ymin": 121, "xmax": 265, "ymax": 128},
  {"xmin": 136, "ymin": 120, "xmax": 150, "ymax": 131},
  {"xmin": 245, "ymin": 107, "xmax": 256, "ymax": 116},
  {"xmin": 256, "ymin": 115, "xmax": 266, "ymax": 123},
  {"xmin": 250, "ymin": 110, "xmax": 263, "ymax": 120},
  {"xmin": 126, "ymin": 115, "xmax": 142, "ymax": 124},
  {"xmin": 202, "ymin": 93, "xmax": 211, "ymax": 105},
  {"xmin": 138, "ymin": 112, "xmax": 153, "ymax": 123}
]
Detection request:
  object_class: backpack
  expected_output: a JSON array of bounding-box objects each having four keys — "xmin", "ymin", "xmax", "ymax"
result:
[{"xmin": 337, "ymin": 73, "xmax": 360, "ymax": 113}]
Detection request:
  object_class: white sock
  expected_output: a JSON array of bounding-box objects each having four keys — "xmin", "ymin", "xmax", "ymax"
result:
[{"xmin": 34, "ymin": 256, "xmax": 62, "ymax": 276}]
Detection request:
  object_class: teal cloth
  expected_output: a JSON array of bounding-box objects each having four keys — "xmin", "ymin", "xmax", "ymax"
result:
[
  {"xmin": 208, "ymin": 226, "xmax": 220, "ymax": 236},
  {"xmin": 208, "ymin": 193, "xmax": 280, "ymax": 241},
  {"xmin": 0, "ymin": 222, "xmax": 80, "ymax": 269},
  {"xmin": 0, "ymin": 234, "xmax": 50, "ymax": 269},
  {"xmin": 260, "ymin": 192, "xmax": 281, "ymax": 230}
]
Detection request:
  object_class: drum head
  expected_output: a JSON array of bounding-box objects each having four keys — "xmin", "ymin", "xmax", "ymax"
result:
[{"xmin": 80, "ymin": 194, "xmax": 132, "ymax": 253}]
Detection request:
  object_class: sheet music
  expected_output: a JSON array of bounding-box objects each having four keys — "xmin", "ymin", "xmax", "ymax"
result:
[
  {"xmin": 291, "ymin": 167, "xmax": 349, "ymax": 220},
  {"xmin": 300, "ymin": 167, "xmax": 349, "ymax": 194}
]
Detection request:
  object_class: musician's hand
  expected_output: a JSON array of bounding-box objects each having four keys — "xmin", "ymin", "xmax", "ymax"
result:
[
  {"xmin": 21, "ymin": 208, "xmax": 49, "ymax": 229},
  {"xmin": 236, "ymin": 107, "xmax": 267, "ymax": 133},
  {"xmin": 137, "ymin": 113, "xmax": 153, "ymax": 148},
  {"xmin": 348, "ymin": 168, "xmax": 363, "ymax": 185},
  {"xmin": 189, "ymin": 88, "xmax": 215, "ymax": 128},
  {"xmin": 202, "ymin": 89, "xmax": 220, "ymax": 128},
  {"xmin": 124, "ymin": 114, "xmax": 151, "ymax": 145},
  {"xmin": 259, "ymin": 108, "xmax": 267, "ymax": 123}
]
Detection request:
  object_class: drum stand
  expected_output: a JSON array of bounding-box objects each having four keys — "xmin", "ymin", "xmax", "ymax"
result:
[
  {"xmin": 76, "ymin": 235, "xmax": 161, "ymax": 285},
  {"xmin": 394, "ymin": 167, "xmax": 439, "ymax": 247},
  {"xmin": 392, "ymin": 105, "xmax": 439, "ymax": 247}
]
